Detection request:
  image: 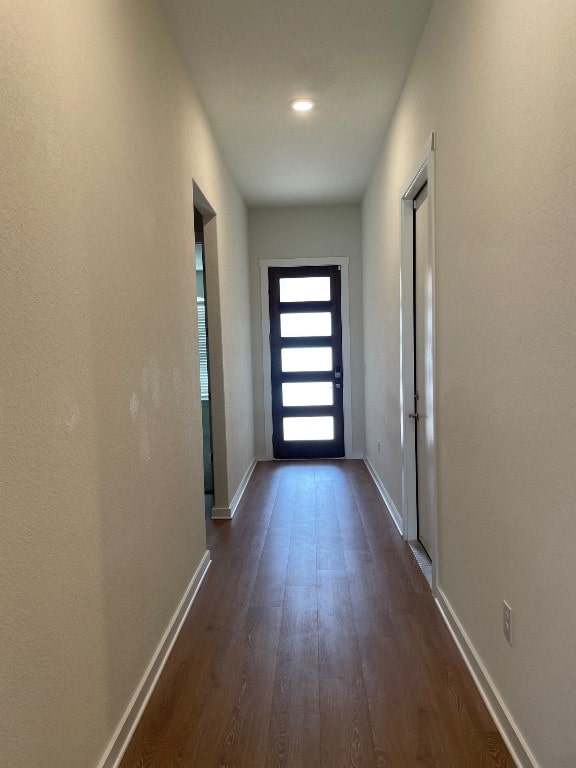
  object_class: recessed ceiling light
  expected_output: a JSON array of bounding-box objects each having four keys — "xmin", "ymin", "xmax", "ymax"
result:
[{"xmin": 290, "ymin": 98, "xmax": 315, "ymax": 112}]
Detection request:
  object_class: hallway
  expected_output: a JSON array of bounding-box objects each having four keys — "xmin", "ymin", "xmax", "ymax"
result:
[{"xmin": 120, "ymin": 461, "xmax": 513, "ymax": 767}]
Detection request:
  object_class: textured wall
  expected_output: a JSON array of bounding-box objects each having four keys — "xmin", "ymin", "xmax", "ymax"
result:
[
  {"xmin": 248, "ymin": 206, "xmax": 365, "ymax": 458},
  {"xmin": 362, "ymin": 1, "xmax": 576, "ymax": 765},
  {"xmin": 0, "ymin": 2, "xmax": 252, "ymax": 766}
]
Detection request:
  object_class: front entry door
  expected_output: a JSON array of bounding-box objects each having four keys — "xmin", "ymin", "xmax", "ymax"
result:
[{"xmin": 268, "ymin": 265, "xmax": 345, "ymax": 459}]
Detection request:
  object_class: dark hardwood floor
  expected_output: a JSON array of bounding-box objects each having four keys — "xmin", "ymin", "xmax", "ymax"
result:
[{"xmin": 120, "ymin": 460, "xmax": 515, "ymax": 768}]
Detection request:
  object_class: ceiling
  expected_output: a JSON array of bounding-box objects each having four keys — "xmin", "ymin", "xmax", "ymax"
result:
[{"xmin": 159, "ymin": 0, "xmax": 433, "ymax": 207}]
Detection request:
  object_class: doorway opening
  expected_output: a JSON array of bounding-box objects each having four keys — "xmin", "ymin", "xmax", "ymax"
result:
[
  {"xmin": 194, "ymin": 207, "xmax": 214, "ymax": 521},
  {"xmin": 194, "ymin": 183, "xmax": 230, "ymax": 520},
  {"xmin": 400, "ymin": 134, "xmax": 437, "ymax": 591}
]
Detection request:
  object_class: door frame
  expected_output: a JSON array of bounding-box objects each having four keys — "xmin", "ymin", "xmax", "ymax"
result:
[
  {"xmin": 194, "ymin": 182, "xmax": 229, "ymax": 518},
  {"xmin": 260, "ymin": 257, "xmax": 352, "ymax": 460},
  {"xmin": 399, "ymin": 134, "xmax": 438, "ymax": 592},
  {"xmin": 194, "ymin": 213, "xmax": 214, "ymax": 495}
]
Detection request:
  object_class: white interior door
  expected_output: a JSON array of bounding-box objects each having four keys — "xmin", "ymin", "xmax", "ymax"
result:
[{"xmin": 414, "ymin": 183, "xmax": 432, "ymax": 556}]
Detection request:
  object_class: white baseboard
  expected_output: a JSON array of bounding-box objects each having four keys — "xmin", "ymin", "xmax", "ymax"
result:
[
  {"xmin": 211, "ymin": 508, "xmax": 233, "ymax": 519},
  {"xmin": 97, "ymin": 551, "xmax": 211, "ymax": 768},
  {"xmin": 363, "ymin": 456, "xmax": 404, "ymax": 536},
  {"xmin": 211, "ymin": 459, "xmax": 257, "ymax": 519},
  {"xmin": 435, "ymin": 588, "xmax": 539, "ymax": 768}
]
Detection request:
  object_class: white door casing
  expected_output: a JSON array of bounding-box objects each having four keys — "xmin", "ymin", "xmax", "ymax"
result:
[{"xmin": 399, "ymin": 134, "xmax": 438, "ymax": 592}]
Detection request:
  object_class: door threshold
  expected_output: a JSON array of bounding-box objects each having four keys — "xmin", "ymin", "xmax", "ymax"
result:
[
  {"xmin": 272, "ymin": 456, "xmax": 346, "ymax": 461},
  {"xmin": 409, "ymin": 540, "xmax": 432, "ymax": 586}
]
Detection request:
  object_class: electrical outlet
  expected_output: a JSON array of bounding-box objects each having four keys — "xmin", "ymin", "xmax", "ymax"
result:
[
  {"xmin": 377, "ymin": 439, "xmax": 381, "ymax": 454},
  {"xmin": 503, "ymin": 601, "xmax": 513, "ymax": 645}
]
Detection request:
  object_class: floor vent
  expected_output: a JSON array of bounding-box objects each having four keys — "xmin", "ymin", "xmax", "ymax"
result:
[{"xmin": 409, "ymin": 540, "xmax": 432, "ymax": 586}]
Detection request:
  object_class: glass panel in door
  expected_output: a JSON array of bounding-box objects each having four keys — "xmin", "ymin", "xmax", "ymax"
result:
[
  {"xmin": 279, "ymin": 276, "xmax": 331, "ymax": 302},
  {"xmin": 283, "ymin": 416, "xmax": 335, "ymax": 441},
  {"xmin": 282, "ymin": 381, "xmax": 334, "ymax": 407},
  {"xmin": 281, "ymin": 347, "xmax": 333, "ymax": 372},
  {"xmin": 280, "ymin": 312, "xmax": 332, "ymax": 337}
]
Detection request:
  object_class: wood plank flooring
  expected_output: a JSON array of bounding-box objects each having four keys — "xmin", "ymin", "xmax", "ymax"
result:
[{"xmin": 120, "ymin": 460, "xmax": 515, "ymax": 768}]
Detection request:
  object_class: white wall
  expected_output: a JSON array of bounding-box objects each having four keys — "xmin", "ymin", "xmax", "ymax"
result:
[
  {"xmin": 248, "ymin": 206, "xmax": 365, "ymax": 459},
  {"xmin": 362, "ymin": 1, "xmax": 576, "ymax": 766},
  {"xmin": 0, "ymin": 2, "xmax": 253, "ymax": 766}
]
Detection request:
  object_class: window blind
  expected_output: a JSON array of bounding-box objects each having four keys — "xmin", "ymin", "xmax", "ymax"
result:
[{"xmin": 197, "ymin": 298, "xmax": 209, "ymax": 400}]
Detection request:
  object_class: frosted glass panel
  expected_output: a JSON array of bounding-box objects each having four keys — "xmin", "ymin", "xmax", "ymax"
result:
[
  {"xmin": 283, "ymin": 416, "xmax": 334, "ymax": 441},
  {"xmin": 282, "ymin": 382, "xmax": 334, "ymax": 406},
  {"xmin": 279, "ymin": 277, "xmax": 330, "ymax": 302},
  {"xmin": 281, "ymin": 347, "xmax": 332, "ymax": 372},
  {"xmin": 280, "ymin": 312, "xmax": 331, "ymax": 337}
]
